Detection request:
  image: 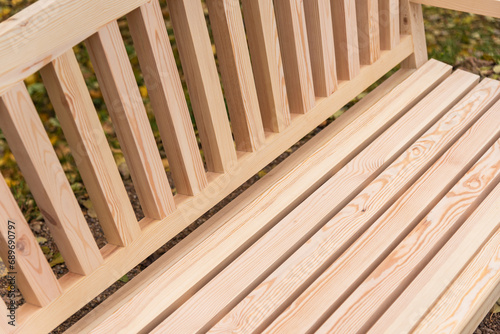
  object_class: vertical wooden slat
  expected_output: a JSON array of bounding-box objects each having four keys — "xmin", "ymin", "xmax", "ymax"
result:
[
  {"xmin": 86, "ymin": 21, "xmax": 175, "ymax": 219},
  {"xmin": 331, "ymin": 0, "xmax": 361, "ymax": 80},
  {"xmin": 241, "ymin": 0, "xmax": 291, "ymax": 133},
  {"xmin": 0, "ymin": 82, "xmax": 103, "ymax": 275},
  {"xmin": 166, "ymin": 0, "xmax": 237, "ymax": 173},
  {"xmin": 400, "ymin": 0, "xmax": 428, "ymax": 68},
  {"xmin": 40, "ymin": 50, "xmax": 140, "ymax": 247},
  {"xmin": 356, "ymin": 0, "xmax": 381, "ymax": 64},
  {"xmin": 127, "ymin": 1, "xmax": 208, "ymax": 196},
  {"xmin": 274, "ymin": 0, "xmax": 315, "ymax": 114},
  {"xmin": 378, "ymin": 0, "xmax": 400, "ymax": 50},
  {"xmin": 206, "ymin": 0, "xmax": 266, "ymax": 152},
  {"xmin": 0, "ymin": 173, "xmax": 62, "ymax": 306},
  {"xmin": 303, "ymin": 0, "xmax": 338, "ymax": 97}
]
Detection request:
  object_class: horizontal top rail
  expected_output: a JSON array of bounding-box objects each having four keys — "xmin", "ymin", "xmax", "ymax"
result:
[
  {"xmin": 411, "ymin": 0, "xmax": 500, "ymax": 18},
  {"xmin": 0, "ymin": 0, "xmax": 149, "ymax": 96}
]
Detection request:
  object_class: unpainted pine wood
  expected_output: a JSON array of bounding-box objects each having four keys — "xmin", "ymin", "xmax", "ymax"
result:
[
  {"xmin": 0, "ymin": 173, "xmax": 62, "ymax": 306},
  {"xmin": 414, "ymin": 177, "xmax": 500, "ymax": 334},
  {"xmin": 155, "ymin": 69, "xmax": 473, "ymax": 334},
  {"xmin": 400, "ymin": 0, "xmax": 428, "ymax": 68},
  {"xmin": 206, "ymin": 0, "xmax": 266, "ymax": 152},
  {"xmin": 0, "ymin": 297, "xmax": 14, "ymax": 332},
  {"xmin": 412, "ymin": 0, "xmax": 500, "ymax": 18},
  {"xmin": 273, "ymin": 0, "xmax": 315, "ymax": 114},
  {"xmin": 16, "ymin": 43, "xmax": 415, "ymax": 334},
  {"xmin": 71, "ymin": 60, "xmax": 449, "ymax": 334},
  {"xmin": 331, "ymin": 0, "xmax": 361, "ymax": 80},
  {"xmin": 0, "ymin": 0, "xmax": 152, "ymax": 96},
  {"xmin": 0, "ymin": 82, "xmax": 103, "ymax": 275},
  {"xmin": 127, "ymin": 0, "xmax": 208, "ymax": 196},
  {"xmin": 378, "ymin": 0, "xmax": 400, "ymax": 50},
  {"xmin": 214, "ymin": 69, "xmax": 477, "ymax": 334},
  {"xmin": 40, "ymin": 50, "xmax": 140, "ymax": 247},
  {"xmin": 356, "ymin": 0, "xmax": 381, "ymax": 65},
  {"xmin": 241, "ymin": 0, "xmax": 291, "ymax": 133},
  {"xmin": 369, "ymin": 139, "xmax": 500, "ymax": 334},
  {"xmin": 303, "ymin": 0, "xmax": 338, "ymax": 97},
  {"xmin": 318, "ymin": 136, "xmax": 500, "ymax": 334},
  {"xmin": 86, "ymin": 21, "xmax": 174, "ymax": 219},
  {"xmin": 166, "ymin": 0, "xmax": 237, "ymax": 173}
]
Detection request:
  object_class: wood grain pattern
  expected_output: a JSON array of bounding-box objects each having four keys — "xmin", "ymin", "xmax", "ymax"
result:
[
  {"xmin": 412, "ymin": 0, "xmax": 500, "ymax": 18},
  {"xmin": 40, "ymin": 50, "xmax": 140, "ymax": 247},
  {"xmin": 0, "ymin": 172, "xmax": 62, "ymax": 306},
  {"xmin": 356, "ymin": 0, "xmax": 381, "ymax": 64},
  {"xmin": 86, "ymin": 21, "xmax": 175, "ymax": 219},
  {"xmin": 155, "ymin": 70, "xmax": 473, "ymax": 334},
  {"xmin": 303, "ymin": 0, "xmax": 338, "ymax": 97},
  {"xmin": 206, "ymin": 0, "xmax": 265, "ymax": 152},
  {"xmin": 68, "ymin": 60, "xmax": 441, "ymax": 334},
  {"xmin": 0, "ymin": 82, "xmax": 103, "ymax": 276},
  {"xmin": 400, "ymin": 0, "xmax": 428, "ymax": 68},
  {"xmin": 318, "ymin": 138, "xmax": 500, "ymax": 334},
  {"xmin": 369, "ymin": 133, "xmax": 500, "ymax": 333},
  {"xmin": 274, "ymin": 0, "xmax": 316, "ymax": 113},
  {"xmin": 16, "ymin": 42, "xmax": 415, "ymax": 334},
  {"xmin": 331, "ymin": 0, "xmax": 361, "ymax": 80},
  {"xmin": 127, "ymin": 0, "xmax": 208, "ymax": 196},
  {"xmin": 241, "ymin": 0, "xmax": 291, "ymax": 133},
  {"xmin": 265, "ymin": 78, "xmax": 500, "ymax": 334},
  {"xmin": 378, "ymin": 0, "xmax": 400, "ymax": 50},
  {"xmin": 166, "ymin": 0, "xmax": 237, "ymax": 172}
]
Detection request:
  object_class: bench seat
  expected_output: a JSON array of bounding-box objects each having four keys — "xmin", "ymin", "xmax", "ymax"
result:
[{"xmin": 69, "ymin": 59, "xmax": 500, "ymax": 333}]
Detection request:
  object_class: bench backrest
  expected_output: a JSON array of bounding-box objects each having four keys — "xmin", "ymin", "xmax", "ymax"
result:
[{"xmin": 0, "ymin": 0, "xmax": 425, "ymax": 332}]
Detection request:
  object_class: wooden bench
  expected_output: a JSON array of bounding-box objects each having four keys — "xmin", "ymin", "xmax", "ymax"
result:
[{"xmin": 0, "ymin": 0, "xmax": 499, "ymax": 333}]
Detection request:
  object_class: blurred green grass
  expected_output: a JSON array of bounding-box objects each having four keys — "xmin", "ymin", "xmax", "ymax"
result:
[{"xmin": 0, "ymin": 1, "xmax": 499, "ymax": 224}]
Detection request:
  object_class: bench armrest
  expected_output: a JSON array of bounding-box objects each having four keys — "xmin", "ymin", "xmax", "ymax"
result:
[{"xmin": 412, "ymin": 0, "xmax": 500, "ymax": 18}]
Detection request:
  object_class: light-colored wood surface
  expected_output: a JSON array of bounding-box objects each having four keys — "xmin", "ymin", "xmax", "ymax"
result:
[
  {"xmin": 166, "ymin": 0, "xmax": 237, "ymax": 173},
  {"xmin": 401, "ymin": 0, "xmax": 428, "ymax": 68},
  {"xmin": 318, "ymin": 137, "xmax": 500, "ymax": 334},
  {"xmin": 274, "ymin": 0, "xmax": 316, "ymax": 114},
  {"xmin": 241, "ymin": 0, "xmax": 291, "ymax": 133},
  {"xmin": 0, "ymin": 173, "xmax": 62, "ymax": 307},
  {"xmin": 157, "ymin": 68, "xmax": 469, "ymax": 334},
  {"xmin": 412, "ymin": 0, "xmax": 500, "ymax": 18},
  {"xmin": 127, "ymin": 0, "xmax": 208, "ymax": 196},
  {"xmin": 15, "ymin": 39, "xmax": 415, "ymax": 334},
  {"xmin": 303, "ymin": 0, "xmax": 338, "ymax": 97},
  {"xmin": 206, "ymin": 0, "xmax": 265, "ymax": 152},
  {"xmin": 356, "ymin": 0, "xmax": 381, "ymax": 64},
  {"xmin": 331, "ymin": 0, "xmax": 361, "ymax": 80},
  {"xmin": 0, "ymin": 298, "xmax": 13, "ymax": 332},
  {"xmin": 378, "ymin": 0, "xmax": 400, "ymax": 50},
  {"xmin": 40, "ymin": 50, "xmax": 140, "ymax": 247},
  {"xmin": 86, "ymin": 21, "xmax": 175, "ymax": 220},
  {"xmin": 265, "ymin": 78, "xmax": 500, "ymax": 334},
  {"xmin": 0, "ymin": 82, "xmax": 103, "ymax": 276}
]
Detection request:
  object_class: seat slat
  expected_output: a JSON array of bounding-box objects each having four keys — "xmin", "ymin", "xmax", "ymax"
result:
[
  {"xmin": 127, "ymin": 0, "xmax": 208, "ymax": 196},
  {"xmin": 86, "ymin": 21, "xmax": 174, "ymax": 219},
  {"xmin": 0, "ymin": 173, "xmax": 62, "ymax": 306},
  {"xmin": 241, "ymin": 0, "xmax": 291, "ymax": 133},
  {"xmin": 155, "ymin": 70, "xmax": 475, "ymax": 334},
  {"xmin": 331, "ymin": 0, "xmax": 361, "ymax": 80},
  {"xmin": 318, "ymin": 138, "xmax": 500, "ymax": 334},
  {"xmin": 356, "ymin": 0, "xmax": 381, "ymax": 64},
  {"xmin": 206, "ymin": 0, "xmax": 266, "ymax": 152},
  {"xmin": 0, "ymin": 82, "xmax": 103, "ymax": 276},
  {"xmin": 303, "ymin": 0, "xmax": 338, "ymax": 97},
  {"xmin": 40, "ymin": 49, "xmax": 140, "ymax": 247},
  {"xmin": 369, "ymin": 143, "xmax": 500, "ymax": 333},
  {"xmin": 265, "ymin": 79, "xmax": 500, "ymax": 333},
  {"xmin": 274, "ymin": 0, "xmax": 315, "ymax": 113},
  {"xmin": 166, "ymin": 0, "xmax": 237, "ymax": 173},
  {"xmin": 378, "ymin": 0, "xmax": 400, "ymax": 50}
]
